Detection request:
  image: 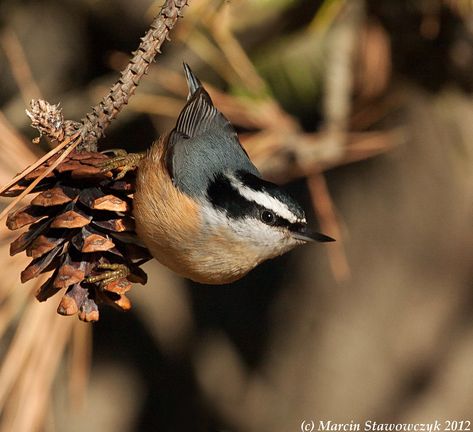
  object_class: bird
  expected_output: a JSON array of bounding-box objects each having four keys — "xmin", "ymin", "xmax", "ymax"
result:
[{"xmin": 132, "ymin": 63, "xmax": 334, "ymax": 285}]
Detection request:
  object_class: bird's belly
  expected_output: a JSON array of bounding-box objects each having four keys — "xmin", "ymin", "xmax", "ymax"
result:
[{"xmin": 137, "ymin": 222, "xmax": 259, "ymax": 285}]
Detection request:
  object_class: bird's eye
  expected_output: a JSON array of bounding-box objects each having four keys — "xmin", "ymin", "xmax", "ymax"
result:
[{"xmin": 261, "ymin": 210, "xmax": 275, "ymax": 225}]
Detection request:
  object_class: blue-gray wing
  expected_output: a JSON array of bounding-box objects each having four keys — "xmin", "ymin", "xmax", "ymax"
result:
[{"xmin": 165, "ymin": 65, "xmax": 259, "ymax": 198}]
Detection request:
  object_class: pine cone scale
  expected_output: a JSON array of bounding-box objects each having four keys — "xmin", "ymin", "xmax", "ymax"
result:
[
  {"xmin": 26, "ymin": 234, "xmax": 64, "ymax": 259},
  {"xmin": 35, "ymin": 273, "xmax": 62, "ymax": 302},
  {"xmin": 20, "ymin": 244, "xmax": 64, "ymax": 283},
  {"xmin": 51, "ymin": 209, "xmax": 91, "ymax": 228},
  {"xmin": 6, "ymin": 205, "xmax": 49, "ymax": 230},
  {"xmin": 10, "ymin": 219, "xmax": 50, "ymax": 256},
  {"xmin": 31, "ymin": 187, "xmax": 75, "ymax": 207}
]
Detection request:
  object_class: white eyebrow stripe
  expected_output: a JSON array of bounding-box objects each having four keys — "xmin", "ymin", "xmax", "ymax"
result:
[{"xmin": 228, "ymin": 175, "xmax": 301, "ymax": 224}]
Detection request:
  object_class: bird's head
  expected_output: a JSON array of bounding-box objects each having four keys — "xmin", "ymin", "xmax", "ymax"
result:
[{"xmin": 203, "ymin": 169, "xmax": 334, "ymax": 261}]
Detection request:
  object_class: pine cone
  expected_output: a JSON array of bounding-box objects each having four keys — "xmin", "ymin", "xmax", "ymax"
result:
[{"xmin": 2, "ymin": 150, "xmax": 150, "ymax": 322}]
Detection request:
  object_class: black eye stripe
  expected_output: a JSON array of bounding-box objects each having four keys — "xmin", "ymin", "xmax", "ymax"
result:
[
  {"xmin": 207, "ymin": 174, "xmax": 299, "ymax": 229},
  {"xmin": 207, "ymin": 173, "xmax": 256, "ymax": 219},
  {"xmin": 235, "ymin": 170, "xmax": 305, "ymax": 221}
]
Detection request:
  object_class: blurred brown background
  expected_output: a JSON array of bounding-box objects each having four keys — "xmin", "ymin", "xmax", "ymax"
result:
[{"xmin": 0, "ymin": 0, "xmax": 473, "ymax": 431}]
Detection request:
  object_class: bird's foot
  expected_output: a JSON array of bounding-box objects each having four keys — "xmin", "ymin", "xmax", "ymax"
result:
[
  {"xmin": 99, "ymin": 150, "xmax": 145, "ymax": 180},
  {"xmin": 85, "ymin": 263, "xmax": 131, "ymax": 288}
]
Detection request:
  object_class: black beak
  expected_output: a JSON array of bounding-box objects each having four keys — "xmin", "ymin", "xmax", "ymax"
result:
[{"xmin": 291, "ymin": 227, "xmax": 335, "ymax": 243}]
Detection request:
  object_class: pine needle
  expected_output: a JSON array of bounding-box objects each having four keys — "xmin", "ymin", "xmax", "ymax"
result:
[{"xmin": 0, "ymin": 132, "xmax": 81, "ymax": 222}]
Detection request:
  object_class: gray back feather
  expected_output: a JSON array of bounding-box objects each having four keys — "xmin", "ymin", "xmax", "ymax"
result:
[{"xmin": 165, "ymin": 64, "xmax": 259, "ymax": 198}]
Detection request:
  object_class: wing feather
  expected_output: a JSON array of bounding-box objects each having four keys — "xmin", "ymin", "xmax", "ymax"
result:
[{"xmin": 164, "ymin": 64, "xmax": 259, "ymax": 198}]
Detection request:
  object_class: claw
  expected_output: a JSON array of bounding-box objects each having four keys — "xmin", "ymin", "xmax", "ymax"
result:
[
  {"xmin": 85, "ymin": 263, "xmax": 131, "ymax": 288},
  {"xmin": 99, "ymin": 151, "xmax": 144, "ymax": 179}
]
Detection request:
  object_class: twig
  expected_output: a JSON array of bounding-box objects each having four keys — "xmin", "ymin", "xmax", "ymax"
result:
[
  {"xmin": 79, "ymin": 0, "xmax": 189, "ymax": 151},
  {"xmin": 68, "ymin": 323, "xmax": 92, "ymax": 410},
  {"xmin": 246, "ymin": 129, "xmax": 399, "ymax": 183},
  {"xmin": 9, "ymin": 305, "xmax": 72, "ymax": 432},
  {"xmin": 0, "ymin": 27, "xmax": 42, "ymax": 104},
  {"xmin": 321, "ymin": 0, "xmax": 364, "ymax": 162},
  {"xmin": 210, "ymin": 3, "xmax": 267, "ymax": 95},
  {"xmin": 307, "ymin": 174, "xmax": 351, "ymax": 283},
  {"xmin": 0, "ymin": 112, "xmax": 38, "ymax": 185},
  {"xmin": 16, "ymin": 0, "xmax": 189, "ymax": 152},
  {"xmin": 0, "ymin": 298, "xmax": 46, "ymax": 408},
  {"xmin": 0, "ymin": 0, "xmax": 190, "ymax": 219}
]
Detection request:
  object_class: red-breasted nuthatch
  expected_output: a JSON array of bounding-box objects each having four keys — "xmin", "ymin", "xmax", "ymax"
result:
[{"xmin": 133, "ymin": 64, "xmax": 334, "ymax": 284}]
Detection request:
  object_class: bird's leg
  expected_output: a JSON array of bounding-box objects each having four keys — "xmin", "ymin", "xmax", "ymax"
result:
[
  {"xmin": 99, "ymin": 150, "xmax": 145, "ymax": 179},
  {"xmin": 85, "ymin": 263, "xmax": 131, "ymax": 288}
]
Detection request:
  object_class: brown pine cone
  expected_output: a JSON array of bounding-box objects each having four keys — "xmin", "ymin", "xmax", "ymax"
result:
[{"xmin": 2, "ymin": 150, "xmax": 150, "ymax": 322}]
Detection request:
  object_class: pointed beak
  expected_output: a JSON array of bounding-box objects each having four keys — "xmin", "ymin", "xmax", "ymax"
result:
[{"xmin": 291, "ymin": 227, "xmax": 335, "ymax": 243}]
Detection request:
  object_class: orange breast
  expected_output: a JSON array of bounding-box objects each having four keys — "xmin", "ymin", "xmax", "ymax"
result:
[{"xmin": 134, "ymin": 138, "xmax": 200, "ymax": 269}]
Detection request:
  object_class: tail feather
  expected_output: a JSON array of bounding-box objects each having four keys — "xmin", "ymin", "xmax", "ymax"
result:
[{"xmin": 183, "ymin": 63, "xmax": 202, "ymax": 99}]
